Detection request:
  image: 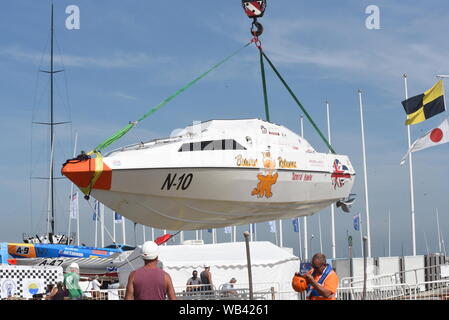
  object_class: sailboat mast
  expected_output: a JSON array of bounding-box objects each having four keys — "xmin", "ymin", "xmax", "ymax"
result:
[{"xmin": 49, "ymin": 4, "xmax": 55, "ymax": 235}]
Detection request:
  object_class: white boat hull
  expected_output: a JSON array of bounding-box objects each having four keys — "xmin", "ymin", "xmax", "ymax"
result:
[
  {"xmin": 62, "ymin": 119, "xmax": 355, "ymax": 230},
  {"xmin": 90, "ymin": 167, "xmax": 354, "ymax": 230}
]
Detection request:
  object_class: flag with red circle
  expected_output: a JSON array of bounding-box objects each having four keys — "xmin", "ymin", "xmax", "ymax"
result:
[{"xmin": 400, "ymin": 118, "xmax": 449, "ymax": 164}]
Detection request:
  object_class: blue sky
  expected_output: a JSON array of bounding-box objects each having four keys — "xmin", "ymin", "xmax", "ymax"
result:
[{"xmin": 1, "ymin": 1, "xmax": 449, "ymax": 259}]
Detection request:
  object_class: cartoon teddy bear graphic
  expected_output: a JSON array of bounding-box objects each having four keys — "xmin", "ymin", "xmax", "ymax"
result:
[{"xmin": 251, "ymin": 152, "xmax": 278, "ymax": 198}]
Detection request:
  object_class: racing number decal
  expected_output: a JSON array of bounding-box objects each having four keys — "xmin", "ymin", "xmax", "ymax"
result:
[
  {"xmin": 38, "ymin": 259, "xmax": 64, "ymax": 266},
  {"xmin": 161, "ymin": 173, "xmax": 193, "ymax": 190},
  {"xmin": 15, "ymin": 247, "xmax": 30, "ymax": 255}
]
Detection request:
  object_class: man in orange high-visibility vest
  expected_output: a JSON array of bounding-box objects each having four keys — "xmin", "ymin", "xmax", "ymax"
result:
[{"xmin": 303, "ymin": 253, "xmax": 339, "ymax": 300}]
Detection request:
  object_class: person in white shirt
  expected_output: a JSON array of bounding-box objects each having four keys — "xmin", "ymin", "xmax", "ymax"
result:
[
  {"xmin": 220, "ymin": 278, "xmax": 237, "ymax": 296},
  {"xmin": 90, "ymin": 276, "xmax": 103, "ymax": 299}
]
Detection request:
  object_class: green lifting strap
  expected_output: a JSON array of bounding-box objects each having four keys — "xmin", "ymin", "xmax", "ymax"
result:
[
  {"xmin": 259, "ymin": 48, "xmax": 270, "ymax": 122},
  {"xmin": 92, "ymin": 42, "xmax": 252, "ymax": 153},
  {"xmin": 261, "ymin": 51, "xmax": 337, "ymax": 154}
]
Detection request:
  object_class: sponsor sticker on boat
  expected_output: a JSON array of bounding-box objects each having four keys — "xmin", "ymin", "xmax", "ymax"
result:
[
  {"xmin": 251, "ymin": 152, "xmax": 278, "ymax": 199},
  {"xmin": 278, "ymin": 157, "xmax": 297, "ymax": 169},
  {"xmin": 291, "ymin": 173, "xmax": 313, "ymax": 181},
  {"xmin": 92, "ymin": 250, "xmax": 108, "ymax": 256},
  {"xmin": 235, "ymin": 155, "xmax": 258, "ymax": 167},
  {"xmin": 62, "ymin": 250, "xmax": 84, "ymax": 257},
  {"xmin": 331, "ymin": 159, "xmax": 351, "ymax": 189}
]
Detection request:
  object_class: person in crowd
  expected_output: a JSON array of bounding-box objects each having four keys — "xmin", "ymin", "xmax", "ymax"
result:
[
  {"xmin": 46, "ymin": 281, "xmax": 66, "ymax": 300},
  {"xmin": 186, "ymin": 270, "xmax": 202, "ymax": 292},
  {"xmin": 45, "ymin": 283, "xmax": 54, "ymax": 296},
  {"xmin": 90, "ymin": 275, "xmax": 103, "ymax": 299},
  {"xmin": 200, "ymin": 265, "xmax": 213, "ymax": 294},
  {"xmin": 64, "ymin": 262, "xmax": 83, "ymax": 300},
  {"xmin": 125, "ymin": 241, "xmax": 176, "ymax": 300},
  {"xmin": 220, "ymin": 277, "xmax": 237, "ymax": 296},
  {"xmin": 295, "ymin": 253, "xmax": 339, "ymax": 300}
]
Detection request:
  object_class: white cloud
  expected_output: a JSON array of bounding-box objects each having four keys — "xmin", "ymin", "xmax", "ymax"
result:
[
  {"xmin": 113, "ymin": 91, "xmax": 139, "ymax": 100},
  {"xmin": 0, "ymin": 46, "xmax": 172, "ymax": 68}
]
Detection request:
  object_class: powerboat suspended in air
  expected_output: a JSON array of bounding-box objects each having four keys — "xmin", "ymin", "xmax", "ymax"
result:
[{"xmin": 62, "ymin": 119, "xmax": 355, "ymax": 230}]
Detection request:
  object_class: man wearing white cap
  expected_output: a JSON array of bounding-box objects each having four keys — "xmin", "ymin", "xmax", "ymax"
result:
[
  {"xmin": 64, "ymin": 262, "xmax": 83, "ymax": 300},
  {"xmin": 125, "ymin": 241, "xmax": 176, "ymax": 300},
  {"xmin": 200, "ymin": 265, "xmax": 213, "ymax": 293}
]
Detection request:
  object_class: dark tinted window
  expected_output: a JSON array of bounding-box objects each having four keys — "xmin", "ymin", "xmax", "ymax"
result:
[{"xmin": 178, "ymin": 140, "xmax": 246, "ymax": 152}]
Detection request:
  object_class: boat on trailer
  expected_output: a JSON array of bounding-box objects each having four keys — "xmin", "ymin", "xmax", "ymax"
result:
[{"xmin": 62, "ymin": 118, "xmax": 355, "ymax": 230}]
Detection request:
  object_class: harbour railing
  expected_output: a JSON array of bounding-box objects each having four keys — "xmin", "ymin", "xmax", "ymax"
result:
[
  {"xmin": 336, "ymin": 283, "xmax": 414, "ymax": 300},
  {"xmin": 340, "ymin": 263, "xmax": 449, "ymax": 292},
  {"xmin": 340, "ymin": 254, "xmax": 449, "ymax": 290},
  {"xmin": 174, "ymin": 282, "xmax": 283, "ymax": 300},
  {"xmin": 79, "ymin": 279, "xmax": 449, "ymax": 300},
  {"xmin": 336, "ymin": 279, "xmax": 449, "ymax": 300}
]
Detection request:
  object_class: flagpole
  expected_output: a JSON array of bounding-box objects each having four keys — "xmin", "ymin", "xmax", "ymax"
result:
[
  {"xmin": 100, "ymin": 203, "xmax": 105, "ymax": 247},
  {"xmin": 300, "ymin": 116, "xmax": 308, "ymax": 259},
  {"xmin": 76, "ymin": 195, "xmax": 80, "ymax": 246},
  {"xmin": 94, "ymin": 202, "xmax": 98, "ymax": 247},
  {"xmin": 122, "ymin": 216, "xmax": 126, "ymax": 245},
  {"xmin": 279, "ymin": 220, "xmax": 283, "ymax": 247},
  {"xmin": 68, "ymin": 132, "xmax": 78, "ymax": 243},
  {"xmin": 113, "ymin": 212, "xmax": 116, "ymax": 243},
  {"xmin": 436, "ymin": 75, "xmax": 448, "ymax": 112},
  {"xmin": 403, "ymin": 74, "xmax": 417, "ymax": 256},
  {"xmin": 424, "ymin": 232, "xmax": 430, "ymax": 255},
  {"xmin": 163, "ymin": 229, "xmax": 167, "ymax": 246},
  {"xmin": 436, "ymin": 208, "xmax": 442, "ymax": 253},
  {"xmin": 442, "ymin": 237, "xmax": 447, "ymax": 256},
  {"xmin": 272, "ymin": 221, "xmax": 278, "ymax": 246},
  {"xmin": 68, "ymin": 191, "xmax": 73, "ymax": 240},
  {"xmin": 326, "ymin": 101, "xmax": 337, "ymax": 259},
  {"xmin": 297, "ymin": 218, "xmax": 303, "ymax": 260},
  {"xmin": 94, "ymin": 218, "xmax": 98, "ymax": 247},
  {"xmin": 151, "ymin": 228, "xmax": 154, "ymax": 241},
  {"xmin": 143, "ymin": 225, "xmax": 146, "ymax": 243},
  {"xmin": 318, "ymin": 214, "xmax": 323, "ymax": 253},
  {"xmin": 388, "ymin": 210, "xmax": 391, "ymax": 257},
  {"xmin": 68, "ymin": 195, "xmax": 73, "ymax": 240},
  {"xmin": 358, "ymin": 90, "xmax": 372, "ymax": 257},
  {"xmin": 359, "ymin": 216, "xmax": 363, "ymax": 257}
]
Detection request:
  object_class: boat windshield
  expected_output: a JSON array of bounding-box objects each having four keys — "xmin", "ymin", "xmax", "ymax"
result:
[{"xmin": 178, "ymin": 139, "xmax": 246, "ymax": 152}]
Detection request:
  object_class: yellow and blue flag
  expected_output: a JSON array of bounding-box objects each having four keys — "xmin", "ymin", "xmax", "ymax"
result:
[{"xmin": 402, "ymin": 80, "xmax": 445, "ymax": 125}]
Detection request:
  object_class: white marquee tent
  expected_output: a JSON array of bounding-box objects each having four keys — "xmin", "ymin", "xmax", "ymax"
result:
[{"xmin": 117, "ymin": 241, "xmax": 299, "ymax": 298}]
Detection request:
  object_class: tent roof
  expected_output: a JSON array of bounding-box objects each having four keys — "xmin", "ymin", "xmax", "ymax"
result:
[{"xmin": 122, "ymin": 241, "xmax": 298, "ymax": 270}]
